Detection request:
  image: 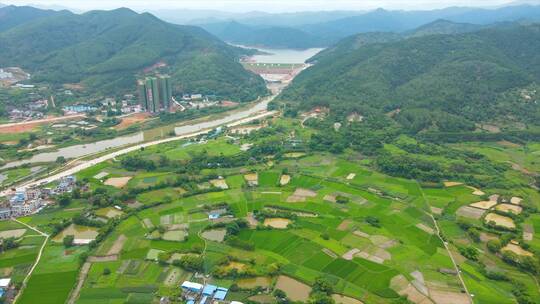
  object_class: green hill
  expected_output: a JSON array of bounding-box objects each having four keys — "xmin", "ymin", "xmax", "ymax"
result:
[
  {"xmin": 0, "ymin": 8, "xmax": 267, "ymax": 101},
  {"xmin": 0, "ymin": 5, "xmax": 66, "ymax": 32},
  {"xmin": 201, "ymin": 21, "xmax": 324, "ymax": 49},
  {"xmin": 279, "ymin": 24, "xmax": 540, "ymax": 132}
]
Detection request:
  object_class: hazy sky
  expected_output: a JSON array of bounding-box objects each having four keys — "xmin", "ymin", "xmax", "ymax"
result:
[{"xmin": 0, "ymin": 0, "xmax": 535, "ymax": 12}]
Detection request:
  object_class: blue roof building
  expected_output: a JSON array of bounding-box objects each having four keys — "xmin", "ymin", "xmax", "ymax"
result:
[
  {"xmin": 0, "ymin": 288, "xmax": 4, "ymax": 297},
  {"xmin": 214, "ymin": 288, "xmax": 228, "ymax": 300},
  {"xmin": 202, "ymin": 284, "xmax": 217, "ymax": 296},
  {"xmin": 181, "ymin": 281, "xmax": 203, "ymax": 293},
  {"xmin": 198, "ymin": 296, "xmax": 208, "ymax": 304}
]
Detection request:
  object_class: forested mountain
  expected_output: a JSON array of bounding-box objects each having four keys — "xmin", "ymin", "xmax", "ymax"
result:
[
  {"xmin": 301, "ymin": 5, "xmax": 540, "ymax": 43},
  {"xmin": 154, "ymin": 10, "xmax": 361, "ymax": 27},
  {"xmin": 0, "ymin": 5, "xmax": 66, "ymax": 32},
  {"xmin": 196, "ymin": 5, "xmax": 540, "ymax": 49},
  {"xmin": 201, "ymin": 21, "xmax": 324, "ymax": 49},
  {"xmin": 0, "ymin": 7, "xmax": 267, "ymax": 101},
  {"xmin": 405, "ymin": 19, "xmax": 485, "ymax": 37},
  {"xmin": 279, "ymin": 24, "xmax": 540, "ymax": 133}
]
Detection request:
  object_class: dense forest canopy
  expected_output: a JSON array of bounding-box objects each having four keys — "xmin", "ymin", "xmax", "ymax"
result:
[
  {"xmin": 279, "ymin": 23, "xmax": 540, "ymax": 132},
  {"xmin": 0, "ymin": 7, "xmax": 267, "ymax": 101}
]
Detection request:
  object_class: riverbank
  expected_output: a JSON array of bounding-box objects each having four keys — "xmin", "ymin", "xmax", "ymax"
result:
[{"xmin": 1, "ymin": 95, "xmax": 277, "ymax": 195}]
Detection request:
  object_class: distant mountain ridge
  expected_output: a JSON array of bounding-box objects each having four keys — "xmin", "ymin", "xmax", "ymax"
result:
[
  {"xmin": 279, "ymin": 23, "xmax": 540, "ymax": 132},
  {"xmin": 201, "ymin": 21, "xmax": 324, "ymax": 49},
  {"xmin": 198, "ymin": 4, "xmax": 540, "ymax": 49},
  {"xmin": 0, "ymin": 5, "xmax": 67, "ymax": 32},
  {"xmin": 0, "ymin": 7, "xmax": 267, "ymax": 101}
]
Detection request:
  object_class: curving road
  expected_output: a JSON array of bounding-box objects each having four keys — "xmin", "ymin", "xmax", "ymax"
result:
[{"xmin": 3, "ymin": 96, "xmax": 277, "ymax": 195}]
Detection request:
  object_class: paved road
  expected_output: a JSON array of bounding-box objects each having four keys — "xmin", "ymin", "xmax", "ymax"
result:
[
  {"xmin": 5, "ymin": 102, "xmax": 276, "ymax": 194},
  {"xmin": 0, "ymin": 114, "xmax": 85, "ymax": 130}
]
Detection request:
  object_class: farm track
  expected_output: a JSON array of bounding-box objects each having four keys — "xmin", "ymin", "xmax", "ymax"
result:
[
  {"xmin": 417, "ymin": 184, "xmax": 473, "ymax": 304},
  {"xmin": 67, "ymin": 262, "xmax": 91, "ymax": 304},
  {"xmin": 11, "ymin": 218, "xmax": 49, "ymax": 304}
]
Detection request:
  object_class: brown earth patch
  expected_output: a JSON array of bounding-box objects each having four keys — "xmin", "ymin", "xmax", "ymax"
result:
[
  {"xmin": 495, "ymin": 203, "xmax": 522, "ymax": 215},
  {"xmin": 342, "ymin": 248, "xmax": 360, "ymax": 260},
  {"xmin": 416, "ymin": 223, "xmax": 435, "ymax": 235},
  {"xmin": 502, "ymin": 243, "xmax": 533, "ymax": 257},
  {"xmin": 104, "ymin": 177, "xmax": 132, "ymax": 188},
  {"xmin": 337, "ymin": 219, "xmax": 353, "ymax": 231},
  {"xmin": 429, "ymin": 289, "xmax": 469, "ymax": 304},
  {"xmin": 456, "ymin": 206, "xmax": 485, "ymax": 219},
  {"xmin": 430, "ymin": 207, "xmax": 443, "ymax": 215},
  {"xmin": 107, "ymin": 234, "xmax": 127, "ymax": 256},
  {"xmin": 469, "ymin": 201, "xmax": 497, "ymax": 210},
  {"xmin": 523, "ymin": 224, "xmax": 534, "ymax": 242},
  {"xmin": 323, "ymin": 194, "xmax": 336, "ymax": 203},
  {"xmin": 322, "ymin": 248, "xmax": 338, "ymax": 258},
  {"xmin": 485, "ymin": 213, "xmax": 515, "ymax": 229}
]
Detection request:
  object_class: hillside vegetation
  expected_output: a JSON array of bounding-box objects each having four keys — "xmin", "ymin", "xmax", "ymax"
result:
[
  {"xmin": 0, "ymin": 8, "xmax": 267, "ymax": 101},
  {"xmin": 279, "ymin": 24, "xmax": 540, "ymax": 132},
  {"xmin": 0, "ymin": 5, "xmax": 66, "ymax": 32}
]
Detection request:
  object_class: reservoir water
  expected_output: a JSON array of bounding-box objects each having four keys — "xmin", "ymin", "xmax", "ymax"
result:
[{"xmin": 244, "ymin": 47, "xmax": 323, "ymax": 64}]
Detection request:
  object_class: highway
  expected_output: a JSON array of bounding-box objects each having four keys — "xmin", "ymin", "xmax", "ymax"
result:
[{"xmin": 3, "ymin": 96, "xmax": 277, "ymax": 194}]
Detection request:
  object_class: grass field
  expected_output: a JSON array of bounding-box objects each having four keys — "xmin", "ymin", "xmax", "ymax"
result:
[{"xmin": 6, "ymin": 121, "xmax": 539, "ymax": 304}]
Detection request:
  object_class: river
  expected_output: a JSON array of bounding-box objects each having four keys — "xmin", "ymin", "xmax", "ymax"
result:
[
  {"xmin": 0, "ymin": 46, "xmax": 321, "ymax": 171},
  {"xmin": 2, "ymin": 97, "xmax": 273, "ymax": 170},
  {"xmin": 2, "ymin": 133, "xmax": 145, "ymax": 169}
]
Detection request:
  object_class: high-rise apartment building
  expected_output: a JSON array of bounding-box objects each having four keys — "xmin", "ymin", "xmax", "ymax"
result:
[{"xmin": 137, "ymin": 75, "xmax": 172, "ymax": 113}]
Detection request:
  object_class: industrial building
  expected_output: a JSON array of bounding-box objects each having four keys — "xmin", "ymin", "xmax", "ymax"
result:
[
  {"xmin": 181, "ymin": 281, "xmax": 231, "ymax": 304},
  {"xmin": 137, "ymin": 75, "xmax": 172, "ymax": 113}
]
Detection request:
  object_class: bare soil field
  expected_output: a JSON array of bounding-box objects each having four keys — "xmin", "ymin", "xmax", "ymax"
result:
[
  {"xmin": 510, "ymin": 197, "xmax": 522, "ymax": 205},
  {"xmin": 279, "ymin": 174, "xmax": 291, "ymax": 186},
  {"xmin": 415, "ymin": 223, "xmax": 435, "ymax": 235},
  {"xmin": 456, "ymin": 206, "xmax": 485, "ymax": 219},
  {"xmin": 107, "ymin": 234, "xmax": 127, "ymax": 256},
  {"xmin": 485, "ymin": 213, "xmax": 515, "ymax": 229},
  {"xmin": 430, "ymin": 207, "xmax": 443, "ymax": 215},
  {"xmin": 390, "ymin": 275, "xmax": 433, "ymax": 304},
  {"xmin": 502, "ymin": 243, "xmax": 533, "ymax": 257},
  {"xmin": 104, "ymin": 177, "xmax": 132, "ymax": 188},
  {"xmin": 443, "ymin": 181, "xmax": 463, "ymax": 187},
  {"xmin": 353, "ymin": 230, "xmax": 370, "ymax": 238},
  {"xmin": 274, "ymin": 275, "xmax": 311, "ymax": 301},
  {"xmin": 495, "ymin": 203, "xmax": 522, "ymax": 214},
  {"xmin": 142, "ymin": 218, "xmax": 154, "ymax": 229},
  {"xmin": 331, "ymin": 294, "xmax": 363, "ymax": 304},
  {"xmin": 263, "ymin": 218, "xmax": 291, "ymax": 229},
  {"xmin": 322, "ymin": 248, "xmax": 338, "ymax": 258},
  {"xmin": 210, "ymin": 179, "xmax": 229, "ymax": 189},
  {"xmin": 342, "ymin": 248, "xmax": 360, "ymax": 260},
  {"xmin": 0, "ymin": 229, "xmax": 26, "ymax": 238},
  {"xmin": 523, "ymin": 224, "xmax": 534, "ymax": 241},
  {"xmin": 323, "ymin": 194, "xmax": 336, "ymax": 203},
  {"xmin": 114, "ymin": 112, "xmax": 151, "ymax": 130},
  {"xmin": 0, "ymin": 114, "xmax": 85, "ymax": 133},
  {"xmin": 244, "ymin": 173, "xmax": 258, "ymax": 186},
  {"xmin": 337, "ymin": 219, "xmax": 353, "ymax": 231},
  {"xmin": 429, "ymin": 289, "xmax": 470, "ymax": 304},
  {"xmin": 470, "ymin": 201, "xmax": 497, "ymax": 210}
]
